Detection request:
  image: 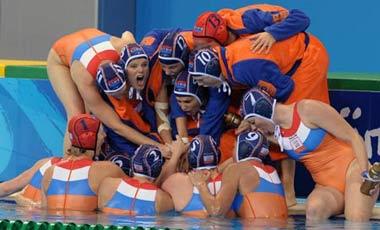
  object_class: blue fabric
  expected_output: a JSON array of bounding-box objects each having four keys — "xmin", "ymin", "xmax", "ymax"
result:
[
  {"xmin": 264, "ymin": 9, "xmax": 310, "ymax": 41},
  {"xmin": 182, "ymin": 192, "xmax": 205, "ymax": 212},
  {"xmin": 72, "ymin": 34, "xmax": 111, "ymax": 63},
  {"xmin": 169, "ymin": 87, "xmax": 228, "ymax": 144},
  {"xmin": 285, "ymin": 128, "xmax": 327, "ymax": 161},
  {"xmin": 230, "ymin": 8, "xmax": 310, "ymax": 42},
  {"xmin": 106, "ymin": 190, "xmax": 157, "ymax": 215},
  {"xmin": 29, "ymin": 171, "xmax": 43, "ymax": 189},
  {"xmin": 47, "ymin": 179, "xmax": 96, "ymax": 196},
  {"xmin": 231, "ymin": 59, "xmax": 294, "ymax": 102},
  {"xmin": 232, "ymin": 176, "xmax": 285, "ymax": 212},
  {"xmin": 140, "ymin": 29, "xmax": 172, "ymax": 58},
  {"xmin": 199, "ymin": 87, "xmax": 230, "ymax": 144}
]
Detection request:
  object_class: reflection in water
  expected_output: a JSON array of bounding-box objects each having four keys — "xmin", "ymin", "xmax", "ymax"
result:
[{"xmin": 0, "ymin": 203, "xmax": 379, "ymax": 229}]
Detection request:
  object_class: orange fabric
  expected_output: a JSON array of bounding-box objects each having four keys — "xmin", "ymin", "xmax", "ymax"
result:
[
  {"xmin": 239, "ymin": 193, "xmax": 288, "ymax": 219},
  {"xmin": 186, "ymin": 115, "xmax": 199, "ymax": 131},
  {"xmin": 51, "ymin": 28, "xmax": 105, "ymax": 66},
  {"xmin": 145, "ymin": 60, "xmax": 163, "ymax": 106},
  {"xmin": 217, "ymin": 32, "xmax": 308, "ymax": 94},
  {"xmin": 182, "ymin": 210, "xmax": 209, "ymax": 218},
  {"xmin": 219, "ymin": 129, "xmax": 236, "ymax": 163},
  {"xmin": 302, "ymin": 135, "xmax": 355, "ymax": 193},
  {"xmin": 269, "ymin": 145, "xmax": 288, "ymax": 161},
  {"xmin": 180, "ymin": 31, "xmax": 195, "ymax": 50},
  {"xmin": 47, "ymin": 195, "xmax": 98, "ymax": 211},
  {"xmin": 108, "ymin": 96, "xmax": 151, "ymax": 134},
  {"xmin": 229, "ymin": 33, "xmax": 307, "ymax": 82},
  {"xmin": 218, "ymin": 4, "xmax": 289, "ymax": 33},
  {"xmin": 102, "ymin": 207, "xmax": 137, "ymax": 215},
  {"xmin": 21, "ymin": 185, "xmax": 41, "ymax": 203},
  {"xmin": 140, "ymin": 36, "xmax": 156, "ymax": 47},
  {"xmin": 272, "ymin": 39, "xmax": 331, "ymax": 158},
  {"xmin": 284, "ymin": 34, "xmax": 330, "ymax": 104}
]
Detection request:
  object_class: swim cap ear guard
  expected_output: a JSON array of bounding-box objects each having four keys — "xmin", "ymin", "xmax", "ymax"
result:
[
  {"xmin": 68, "ymin": 114, "xmax": 101, "ymax": 151},
  {"xmin": 159, "ymin": 29, "xmax": 190, "ymax": 67},
  {"xmin": 188, "ymin": 135, "xmax": 221, "ymax": 170},
  {"xmin": 235, "ymin": 131, "xmax": 269, "ymax": 162},
  {"xmin": 132, "ymin": 144, "xmax": 165, "ymax": 180},
  {"xmin": 96, "ymin": 62, "xmax": 126, "ymax": 94},
  {"xmin": 240, "ymin": 87, "xmax": 277, "ymax": 123},
  {"xmin": 193, "ymin": 12, "xmax": 228, "ymax": 45}
]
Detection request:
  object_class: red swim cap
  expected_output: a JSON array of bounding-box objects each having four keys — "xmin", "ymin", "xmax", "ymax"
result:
[
  {"xmin": 68, "ymin": 114, "xmax": 101, "ymax": 151},
  {"xmin": 193, "ymin": 12, "xmax": 228, "ymax": 45}
]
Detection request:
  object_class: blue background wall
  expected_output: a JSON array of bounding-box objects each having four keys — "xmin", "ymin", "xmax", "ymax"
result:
[
  {"xmin": 98, "ymin": 0, "xmax": 136, "ymax": 37},
  {"xmin": 0, "ymin": 79, "xmax": 65, "ymax": 181},
  {"xmin": 131, "ymin": 0, "xmax": 380, "ymax": 73}
]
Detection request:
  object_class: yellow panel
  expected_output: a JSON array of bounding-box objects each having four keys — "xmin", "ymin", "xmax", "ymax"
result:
[
  {"xmin": 0, "ymin": 63, "xmax": 5, "ymax": 77},
  {"xmin": 0, "ymin": 59, "xmax": 46, "ymax": 78}
]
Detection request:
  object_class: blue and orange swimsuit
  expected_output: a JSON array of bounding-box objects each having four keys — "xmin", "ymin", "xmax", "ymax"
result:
[
  {"xmin": 232, "ymin": 160, "xmax": 288, "ymax": 219},
  {"xmin": 52, "ymin": 28, "xmax": 120, "ymax": 78},
  {"xmin": 182, "ymin": 173, "xmax": 232, "ymax": 218},
  {"xmin": 45, "ymin": 159, "xmax": 97, "ymax": 211},
  {"xmin": 280, "ymin": 103, "xmax": 355, "ymax": 193},
  {"xmin": 102, "ymin": 177, "xmax": 158, "ymax": 215},
  {"xmin": 21, "ymin": 157, "xmax": 61, "ymax": 202}
]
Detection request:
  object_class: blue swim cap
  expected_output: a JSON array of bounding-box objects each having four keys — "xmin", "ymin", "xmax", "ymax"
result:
[
  {"xmin": 188, "ymin": 135, "xmax": 221, "ymax": 170},
  {"xmin": 174, "ymin": 71, "xmax": 206, "ymax": 105},
  {"xmin": 119, "ymin": 43, "xmax": 148, "ymax": 70},
  {"xmin": 236, "ymin": 131, "xmax": 269, "ymax": 162},
  {"xmin": 188, "ymin": 48, "xmax": 222, "ymax": 82},
  {"xmin": 132, "ymin": 144, "xmax": 164, "ymax": 180},
  {"xmin": 159, "ymin": 29, "xmax": 190, "ymax": 67},
  {"xmin": 240, "ymin": 88, "xmax": 277, "ymax": 122},
  {"xmin": 96, "ymin": 62, "xmax": 126, "ymax": 94},
  {"xmin": 108, "ymin": 154, "xmax": 132, "ymax": 176}
]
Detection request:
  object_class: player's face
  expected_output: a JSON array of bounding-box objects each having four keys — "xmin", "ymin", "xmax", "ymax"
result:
[
  {"xmin": 126, "ymin": 58, "xmax": 149, "ymax": 90},
  {"xmin": 161, "ymin": 62, "xmax": 184, "ymax": 76},
  {"xmin": 193, "ymin": 75, "xmax": 222, "ymax": 88},
  {"xmin": 176, "ymin": 96, "xmax": 201, "ymax": 116},
  {"xmin": 194, "ymin": 37, "xmax": 220, "ymax": 49}
]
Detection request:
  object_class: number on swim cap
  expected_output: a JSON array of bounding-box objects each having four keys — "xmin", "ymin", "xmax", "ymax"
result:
[{"xmin": 246, "ymin": 132, "xmax": 259, "ymax": 141}]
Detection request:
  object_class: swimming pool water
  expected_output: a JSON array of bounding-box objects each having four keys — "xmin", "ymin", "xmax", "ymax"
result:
[{"xmin": 1, "ymin": 201, "xmax": 380, "ymax": 229}]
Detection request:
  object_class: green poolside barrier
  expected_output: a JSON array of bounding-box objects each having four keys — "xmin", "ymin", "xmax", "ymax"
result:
[
  {"xmin": 4, "ymin": 66, "xmax": 48, "ymax": 79},
  {"xmin": 0, "ymin": 220, "xmax": 171, "ymax": 230},
  {"xmin": 328, "ymin": 72, "xmax": 380, "ymax": 91},
  {"xmin": 2, "ymin": 64, "xmax": 380, "ymax": 91},
  {"xmin": 2, "ymin": 62, "xmax": 380, "ymax": 89}
]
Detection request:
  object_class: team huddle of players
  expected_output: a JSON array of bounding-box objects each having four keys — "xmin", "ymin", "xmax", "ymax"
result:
[{"xmin": 0, "ymin": 3, "xmax": 377, "ymax": 222}]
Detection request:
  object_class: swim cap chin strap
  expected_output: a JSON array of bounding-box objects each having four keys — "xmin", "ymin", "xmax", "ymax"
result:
[{"xmin": 274, "ymin": 125, "xmax": 284, "ymax": 152}]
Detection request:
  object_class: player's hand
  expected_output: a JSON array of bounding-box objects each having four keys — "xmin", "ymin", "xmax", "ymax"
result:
[
  {"xmin": 168, "ymin": 135, "xmax": 189, "ymax": 159},
  {"xmin": 235, "ymin": 119, "xmax": 257, "ymax": 135},
  {"xmin": 158, "ymin": 144, "xmax": 172, "ymax": 159},
  {"xmin": 189, "ymin": 170, "xmax": 211, "ymax": 187},
  {"xmin": 250, "ymin": 32, "xmax": 276, "ymax": 54}
]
